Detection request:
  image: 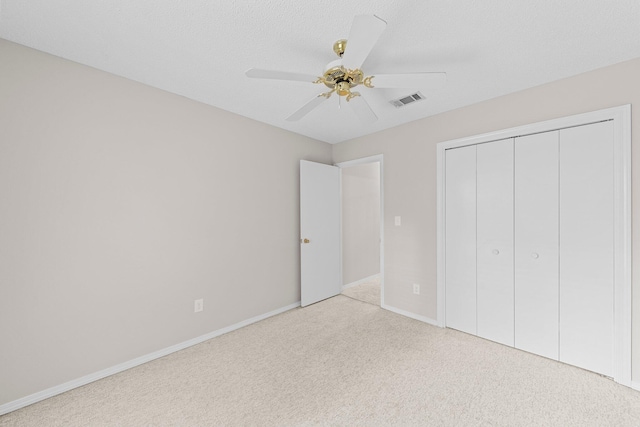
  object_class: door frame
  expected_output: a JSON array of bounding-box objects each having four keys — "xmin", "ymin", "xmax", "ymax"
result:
[
  {"xmin": 436, "ymin": 105, "xmax": 631, "ymax": 386},
  {"xmin": 336, "ymin": 154, "xmax": 385, "ymax": 307}
]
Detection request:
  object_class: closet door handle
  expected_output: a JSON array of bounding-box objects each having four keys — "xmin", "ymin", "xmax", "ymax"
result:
[
  {"xmin": 492, "ymin": 249, "xmax": 500, "ymax": 255},
  {"xmin": 531, "ymin": 252, "xmax": 539, "ymax": 259}
]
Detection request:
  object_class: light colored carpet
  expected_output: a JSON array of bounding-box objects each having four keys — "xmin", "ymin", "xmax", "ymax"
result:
[
  {"xmin": 2, "ymin": 295, "xmax": 640, "ymax": 426},
  {"xmin": 341, "ymin": 281, "xmax": 380, "ymax": 306}
]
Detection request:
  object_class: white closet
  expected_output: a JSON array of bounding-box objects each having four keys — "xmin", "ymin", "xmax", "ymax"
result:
[
  {"xmin": 444, "ymin": 120, "xmax": 615, "ymax": 377},
  {"xmin": 514, "ymin": 131, "xmax": 559, "ymax": 361},
  {"xmin": 558, "ymin": 122, "xmax": 614, "ymax": 376},
  {"xmin": 444, "ymin": 145, "xmax": 476, "ymax": 335},
  {"xmin": 476, "ymin": 139, "xmax": 513, "ymax": 347}
]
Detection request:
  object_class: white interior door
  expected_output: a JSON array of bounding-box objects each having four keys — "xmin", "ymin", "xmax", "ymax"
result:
[
  {"xmin": 300, "ymin": 160, "xmax": 341, "ymax": 307},
  {"xmin": 559, "ymin": 121, "xmax": 614, "ymax": 376},
  {"xmin": 477, "ymin": 139, "xmax": 514, "ymax": 346},
  {"xmin": 445, "ymin": 145, "xmax": 477, "ymax": 335},
  {"xmin": 514, "ymin": 131, "xmax": 559, "ymax": 360}
]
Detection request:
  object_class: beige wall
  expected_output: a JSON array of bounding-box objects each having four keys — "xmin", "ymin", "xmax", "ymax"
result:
[
  {"xmin": 341, "ymin": 162, "xmax": 380, "ymax": 285},
  {"xmin": 0, "ymin": 39, "xmax": 332, "ymax": 406},
  {"xmin": 333, "ymin": 56, "xmax": 640, "ymax": 379}
]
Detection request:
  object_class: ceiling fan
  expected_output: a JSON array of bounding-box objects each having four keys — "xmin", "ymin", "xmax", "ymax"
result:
[{"xmin": 245, "ymin": 14, "xmax": 446, "ymax": 123}]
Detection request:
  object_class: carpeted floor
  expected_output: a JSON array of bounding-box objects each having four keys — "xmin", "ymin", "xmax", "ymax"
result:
[{"xmin": 2, "ymin": 295, "xmax": 640, "ymax": 426}]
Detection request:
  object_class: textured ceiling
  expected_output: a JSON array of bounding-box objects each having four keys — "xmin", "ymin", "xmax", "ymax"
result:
[{"xmin": 1, "ymin": 1, "xmax": 640, "ymax": 144}]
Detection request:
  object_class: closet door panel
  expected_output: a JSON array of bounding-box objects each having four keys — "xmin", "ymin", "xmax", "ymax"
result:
[
  {"xmin": 477, "ymin": 139, "xmax": 514, "ymax": 346},
  {"xmin": 515, "ymin": 131, "xmax": 559, "ymax": 360},
  {"xmin": 445, "ymin": 145, "xmax": 477, "ymax": 335},
  {"xmin": 559, "ymin": 121, "xmax": 614, "ymax": 376}
]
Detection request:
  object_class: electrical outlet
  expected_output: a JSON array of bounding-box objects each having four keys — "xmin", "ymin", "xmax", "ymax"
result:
[
  {"xmin": 194, "ymin": 298, "xmax": 204, "ymax": 313},
  {"xmin": 413, "ymin": 284, "xmax": 420, "ymax": 295},
  {"xmin": 395, "ymin": 216, "xmax": 402, "ymax": 226}
]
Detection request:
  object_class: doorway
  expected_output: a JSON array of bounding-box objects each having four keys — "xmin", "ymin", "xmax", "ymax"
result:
[{"xmin": 337, "ymin": 155, "xmax": 384, "ymax": 306}]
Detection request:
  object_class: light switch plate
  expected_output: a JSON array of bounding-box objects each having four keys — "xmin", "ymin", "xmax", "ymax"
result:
[{"xmin": 395, "ymin": 216, "xmax": 401, "ymax": 226}]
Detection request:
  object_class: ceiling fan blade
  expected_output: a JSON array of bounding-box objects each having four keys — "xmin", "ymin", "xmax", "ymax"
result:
[
  {"xmin": 286, "ymin": 95, "xmax": 328, "ymax": 121},
  {"xmin": 245, "ymin": 68, "xmax": 318, "ymax": 83},
  {"xmin": 367, "ymin": 72, "xmax": 447, "ymax": 90},
  {"xmin": 341, "ymin": 15, "xmax": 387, "ymax": 70},
  {"xmin": 348, "ymin": 95, "xmax": 378, "ymax": 123}
]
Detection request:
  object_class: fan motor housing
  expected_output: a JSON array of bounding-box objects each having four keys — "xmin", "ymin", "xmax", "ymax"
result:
[{"xmin": 321, "ymin": 63, "xmax": 364, "ymax": 91}]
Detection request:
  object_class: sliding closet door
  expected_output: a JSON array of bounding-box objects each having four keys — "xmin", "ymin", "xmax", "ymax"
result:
[
  {"xmin": 476, "ymin": 139, "xmax": 514, "ymax": 346},
  {"xmin": 445, "ymin": 145, "xmax": 476, "ymax": 335},
  {"xmin": 559, "ymin": 121, "xmax": 614, "ymax": 376},
  {"xmin": 514, "ymin": 131, "xmax": 559, "ymax": 360}
]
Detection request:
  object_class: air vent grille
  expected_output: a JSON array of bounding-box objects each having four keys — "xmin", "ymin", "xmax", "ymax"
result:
[{"xmin": 390, "ymin": 92, "xmax": 425, "ymax": 108}]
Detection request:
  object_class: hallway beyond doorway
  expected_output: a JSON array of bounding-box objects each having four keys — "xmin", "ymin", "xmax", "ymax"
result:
[{"xmin": 342, "ymin": 276, "xmax": 380, "ymax": 306}]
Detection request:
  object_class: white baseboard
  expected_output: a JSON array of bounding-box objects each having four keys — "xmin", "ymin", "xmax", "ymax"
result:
[
  {"xmin": 382, "ymin": 303, "xmax": 439, "ymax": 327},
  {"xmin": 342, "ymin": 274, "xmax": 380, "ymax": 291},
  {"xmin": 631, "ymin": 381, "xmax": 640, "ymax": 392},
  {"xmin": 0, "ymin": 301, "xmax": 301, "ymax": 416}
]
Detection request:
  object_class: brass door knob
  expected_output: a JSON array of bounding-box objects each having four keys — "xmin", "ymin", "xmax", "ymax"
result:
[{"xmin": 302, "ymin": 238, "xmax": 310, "ymax": 244}]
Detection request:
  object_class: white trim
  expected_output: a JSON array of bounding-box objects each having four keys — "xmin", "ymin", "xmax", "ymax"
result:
[
  {"xmin": 436, "ymin": 104, "xmax": 632, "ymax": 386},
  {"xmin": 382, "ymin": 303, "xmax": 439, "ymax": 327},
  {"xmin": 436, "ymin": 144, "xmax": 447, "ymax": 328},
  {"xmin": 0, "ymin": 301, "xmax": 301, "ymax": 416},
  {"xmin": 612, "ymin": 104, "xmax": 632, "ymax": 387},
  {"xmin": 336, "ymin": 154, "xmax": 385, "ymax": 307},
  {"xmin": 338, "ymin": 166, "xmax": 344, "ymax": 294},
  {"xmin": 342, "ymin": 274, "xmax": 381, "ymax": 291},
  {"xmin": 631, "ymin": 381, "xmax": 640, "ymax": 392},
  {"xmin": 436, "ymin": 105, "xmax": 629, "ymax": 151},
  {"xmin": 336, "ymin": 154, "xmax": 383, "ymax": 168}
]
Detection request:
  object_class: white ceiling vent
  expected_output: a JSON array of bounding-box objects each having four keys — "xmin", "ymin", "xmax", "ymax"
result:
[{"xmin": 390, "ymin": 92, "xmax": 425, "ymax": 108}]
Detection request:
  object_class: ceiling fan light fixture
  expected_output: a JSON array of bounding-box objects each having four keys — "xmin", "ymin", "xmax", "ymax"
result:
[
  {"xmin": 346, "ymin": 92, "xmax": 360, "ymax": 101},
  {"xmin": 245, "ymin": 14, "xmax": 446, "ymax": 123},
  {"xmin": 318, "ymin": 65, "xmax": 365, "ymax": 96},
  {"xmin": 336, "ymin": 81, "xmax": 352, "ymax": 96}
]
